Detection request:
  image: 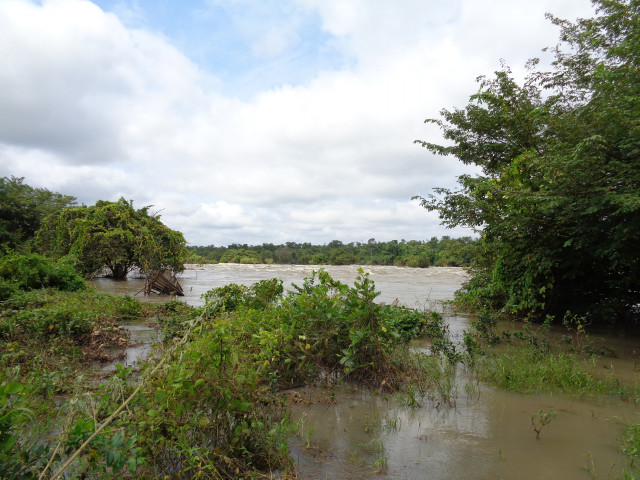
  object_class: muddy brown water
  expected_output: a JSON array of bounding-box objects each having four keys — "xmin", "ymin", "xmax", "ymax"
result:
[{"xmin": 91, "ymin": 264, "xmax": 640, "ymax": 479}]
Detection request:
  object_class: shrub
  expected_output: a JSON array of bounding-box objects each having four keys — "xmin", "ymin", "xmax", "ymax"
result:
[{"xmin": 0, "ymin": 252, "xmax": 86, "ymax": 293}]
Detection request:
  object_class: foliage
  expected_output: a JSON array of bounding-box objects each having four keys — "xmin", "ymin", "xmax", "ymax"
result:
[
  {"xmin": 531, "ymin": 409, "xmax": 557, "ymax": 440},
  {"xmin": 0, "ymin": 177, "xmax": 76, "ymax": 250},
  {"xmin": 219, "ymin": 248, "xmax": 262, "ymax": 264},
  {"xmin": 194, "ymin": 270, "xmax": 449, "ymax": 390},
  {"xmin": 621, "ymin": 422, "xmax": 640, "ymax": 476},
  {"xmin": 0, "ymin": 289, "xmax": 147, "ymax": 373},
  {"xmin": 0, "ymin": 380, "xmax": 53, "ymax": 479},
  {"xmin": 415, "ymin": 1, "xmax": 640, "ymax": 322},
  {"xmin": 0, "ymin": 271, "xmax": 462, "ymax": 478},
  {"xmin": 201, "ymin": 278, "xmax": 284, "ymax": 316},
  {"xmin": 475, "ymin": 345, "xmax": 625, "ymax": 395},
  {"xmin": 0, "ymin": 288, "xmax": 183, "ymax": 479},
  {"xmin": 186, "ymin": 236, "xmax": 477, "ymax": 268},
  {"xmin": 0, "ymin": 252, "xmax": 86, "ymax": 300},
  {"xmin": 36, "ymin": 197, "xmax": 188, "ymax": 280},
  {"xmin": 133, "ymin": 327, "xmax": 291, "ymax": 478}
]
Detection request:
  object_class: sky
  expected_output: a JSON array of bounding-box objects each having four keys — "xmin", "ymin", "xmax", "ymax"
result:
[{"xmin": 0, "ymin": 0, "xmax": 596, "ymax": 247}]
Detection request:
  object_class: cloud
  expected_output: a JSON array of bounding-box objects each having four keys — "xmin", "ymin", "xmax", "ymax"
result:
[
  {"xmin": 0, "ymin": 0, "xmax": 594, "ymax": 246},
  {"xmin": 0, "ymin": 0, "xmax": 212, "ymax": 164}
]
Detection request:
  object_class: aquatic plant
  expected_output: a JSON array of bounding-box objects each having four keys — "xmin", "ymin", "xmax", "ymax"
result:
[{"xmin": 531, "ymin": 409, "xmax": 557, "ymax": 440}]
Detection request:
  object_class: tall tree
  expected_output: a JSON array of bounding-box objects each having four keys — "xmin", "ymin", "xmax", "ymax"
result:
[
  {"xmin": 415, "ymin": 0, "xmax": 640, "ymax": 322},
  {"xmin": 0, "ymin": 177, "xmax": 76, "ymax": 249},
  {"xmin": 36, "ymin": 198, "xmax": 187, "ymax": 279}
]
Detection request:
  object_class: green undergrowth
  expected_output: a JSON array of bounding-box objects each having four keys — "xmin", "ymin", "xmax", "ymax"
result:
[
  {"xmin": 475, "ymin": 346, "xmax": 626, "ymax": 395},
  {"xmin": 1, "ymin": 269, "xmax": 458, "ymax": 479},
  {"xmin": 0, "ymin": 287, "xmax": 178, "ymax": 424},
  {"xmin": 463, "ymin": 310, "xmax": 637, "ymax": 397},
  {"xmin": 124, "ymin": 269, "xmax": 459, "ymax": 477},
  {"xmin": 0, "ymin": 252, "xmax": 87, "ymax": 301},
  {"xmin": 0, "ymin": 289, "xmax": 151, "ymax": 377},
  {"xmin": 0, "ymin": 286, "xmax": 175, "ymax": 479},
  {"xmin": 621, "ymin": 422, "xmax": 640, "ymax": 479}
]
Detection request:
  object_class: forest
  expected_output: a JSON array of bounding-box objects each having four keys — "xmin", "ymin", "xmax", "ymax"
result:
[{"xmin": 185, "ymin": 237, "xmax": 476, "ymax": 267}]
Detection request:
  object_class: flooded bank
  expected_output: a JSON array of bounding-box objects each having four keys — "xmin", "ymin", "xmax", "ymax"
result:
[
  {"xmin": 288, "ymin": 380, "xmax": 637, "ymax": 479},
  {"xmin": 100, "ymin": 317, "xmax": 160, "ymax": 371},
  {"xmin": 91, "ymin": 264, "xmax": 640, "ymax": 479}
]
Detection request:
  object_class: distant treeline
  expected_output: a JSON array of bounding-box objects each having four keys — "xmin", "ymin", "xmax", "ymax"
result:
[{"xmin": 186, "ymin": 236, "xmax": 477, "ymax": 267}]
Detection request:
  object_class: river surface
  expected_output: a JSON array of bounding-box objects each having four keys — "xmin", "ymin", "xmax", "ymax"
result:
[{"xmin": 91, "ymin": 264, "xmax": 640, "ymax": 479}]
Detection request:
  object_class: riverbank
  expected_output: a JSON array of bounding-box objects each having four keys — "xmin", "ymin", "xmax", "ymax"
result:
[{"xmin": 2, "ymin": 266, "xmax": 640, "ymax": 478}]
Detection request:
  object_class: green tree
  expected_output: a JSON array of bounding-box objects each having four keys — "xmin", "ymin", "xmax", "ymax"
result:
[
  {"xmin": 0, "ymin": 177, "xmax": 76, "ymax": 249},
  {"xmin": 415, "ymin": 0, "xmax": 640, "ymax": 322},
  {"xmin": 36, "ymin": 198, "xmax": 187, "ymax": 280},
  {"xmin": 219, "ymin": 249, "xmax": 261, "ymax": 264}
]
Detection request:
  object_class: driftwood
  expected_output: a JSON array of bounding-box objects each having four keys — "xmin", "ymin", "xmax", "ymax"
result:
[{"xmin": 143, "ymin": 270, "xmax": 184, "ymax": 296}]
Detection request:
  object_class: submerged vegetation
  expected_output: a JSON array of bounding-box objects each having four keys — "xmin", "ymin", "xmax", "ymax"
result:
[
  {"xmin": 36, "ymin": 197, "xmax": 188, "ymax": 280},
  {"xmin": 2, "ymin": 263, "xmax": 640, "ymax": 478},
  {"xmin": 0, "ymin": 268, "xmax": 462, "ymax": 478}
]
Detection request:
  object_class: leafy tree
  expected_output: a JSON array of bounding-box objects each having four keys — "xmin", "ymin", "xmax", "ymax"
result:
[
  {"xmin": 329, "ymin": 248, "xmax": 357, "ymax": 265},
  {"xmin": 415, "ymin": 0, "xmax": 640, "ymax": 322},
  {"xmin": 36, "ymin": 198, "xmax": 187, "ymax": 280},
  {"xmin": 0, "ymin": 177, "xmax": 76, "ymax": 249},
  {"xmin": 219, "ymin": 249, "xmax": 261, "ymax": 264}
]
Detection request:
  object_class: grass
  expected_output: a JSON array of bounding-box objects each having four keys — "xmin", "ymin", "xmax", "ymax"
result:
[{"xmin": 476, "ymin": 346, "xmax": 627, "ymax": 396}]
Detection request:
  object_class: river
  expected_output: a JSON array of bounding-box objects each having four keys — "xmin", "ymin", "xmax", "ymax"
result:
[{"xmin": 91, "ymin": 264, "xmax": 639, "ymax": 479}]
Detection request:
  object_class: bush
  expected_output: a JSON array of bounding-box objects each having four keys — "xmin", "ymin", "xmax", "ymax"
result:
[
  {"xmin": 198, "ymin": 270, "xmax": 446, "ymax": 388},
  {"xmin": 0, "ymin": 252, "xmax": 86, "ymax": 293},
  {"xmin": 201, "ymin": 279, "xmax": 284, "ymax": 316},
  {"xmin": 0, "ymin": 289, "xmax": 145, "ymax": 341}
]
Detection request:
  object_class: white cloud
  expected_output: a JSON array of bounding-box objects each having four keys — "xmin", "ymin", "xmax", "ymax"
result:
[{"xmin": 0, "ymin": 0, "xmax": 594, "ymax": 246}]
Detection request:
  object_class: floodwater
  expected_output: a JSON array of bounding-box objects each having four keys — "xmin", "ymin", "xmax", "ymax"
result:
[
  {"xmin": 91, "ymin": 264, "xmax": 640, "ymax": 479},
  {"xmin": 91, "ymin": 264, "xmax": 468, "ymax": 308}
]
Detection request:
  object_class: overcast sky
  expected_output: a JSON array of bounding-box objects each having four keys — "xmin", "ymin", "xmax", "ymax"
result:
[{"xmin": 0, "ymin": 0, "xmax": 595, "ymax": 246}]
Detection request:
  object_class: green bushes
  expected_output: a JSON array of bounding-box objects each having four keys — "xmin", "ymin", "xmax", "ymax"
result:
[
  {"xmin": 0, "ymin": 252, "xmax": 86, "ymax": 299},
  {"xmin": 0, "ymin": 380, "xmax": 52, "ymax": 478},
  {"xmin": 134, "ymin": 326, "xmax": 291, "ymax": 477},
  {"xmin": 621, "ymin": 422, "xmax": 640, "ymax": 477},
  {"xmin": 0, "ymin": 289, "xmax": 144, "ymax": 343},
  {"xmin": 104, "ymin": 270, "xmax": 447, "ymax": 478},
  {"xmin": 0, "ymin": 271, "xmax": 455, "ymax": 479},
  {"xmin": 196, "ymin": 269, "xmax": 444, "ymax": 388},
  {"xmin": 201, "ymin": 278, "xmax": 283, "ymax": 315}
]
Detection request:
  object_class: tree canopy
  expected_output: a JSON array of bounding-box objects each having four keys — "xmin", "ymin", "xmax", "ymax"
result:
[
  {"xmin": 415, "ymin": 0, "xmax": 640, "ymax": 322},
  {"xmin": 36, "ymin": 198, "xmax": 187, "ymax": 280},
  {"xmin": 186, "ymin": 236, "xmax": 476, "ymax": 267},
  {"xmin": 0, "ymin": 176, "xmax": 76, "ymax": 249}
]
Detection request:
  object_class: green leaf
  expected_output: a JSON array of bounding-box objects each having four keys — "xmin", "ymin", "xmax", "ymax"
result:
[
  {"xmin": 0, "ymin": 435, "xmax": 17, "ymax": 454},
  {"xmin": 112, "ymin": 451, "xmax": 126, "ymax": 473},
  {"xmin": 6, "ymin": 382, "xmax": 23, "ymax": 395},
  {"xmin": 127, "ymin": 455, "xmax": 137, "ymax": 474},
  {"xmin": 110, "ymin": 431, "xmax": 124, "ymax": 448}
]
